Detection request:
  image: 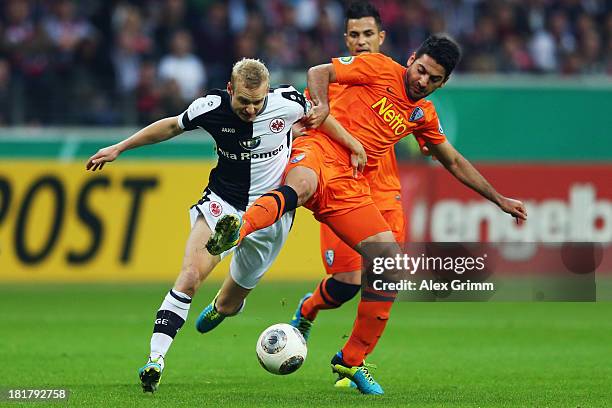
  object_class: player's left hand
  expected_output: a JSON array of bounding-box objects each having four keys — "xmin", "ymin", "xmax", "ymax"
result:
[
  {"xmin": 304, "ymin": 103, "xmax": 329, "ymax": 129},
  {"xmin": 292, "ymin": 122, "xmax": 308, "ymax": 138},
  {"xmin": 498, "ymin": 197, "xmax": 527, "ymax": 222}
]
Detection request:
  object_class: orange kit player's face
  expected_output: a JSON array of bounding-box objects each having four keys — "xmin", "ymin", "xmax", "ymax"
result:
[
  {"xmin": 344, "ymin": 16, "xmax": 385, "ymax": 55},
  {"xmin": 404, "ymin": 53, "xmax": 448, "ymax": 101},
  {"xmin": 227, "ymin": 80, "xmax": 269, "ymax": 122}
]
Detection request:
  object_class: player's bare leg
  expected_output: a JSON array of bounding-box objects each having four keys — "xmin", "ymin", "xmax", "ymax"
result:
[
  {"xmin": 195, "ymin": 274, "xmax": 250, "ymax": 333},
  {"xmin": 206, "ymin": 165, "xmax": 317, "ymax": 255},
  {"xmin": 140, "ymin": 216, "xmax": 220, "ymax": 393}
]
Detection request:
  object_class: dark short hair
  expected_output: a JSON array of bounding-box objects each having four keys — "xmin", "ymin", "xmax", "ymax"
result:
[
  {"xmin": 415, "ymin": 34, "xmax": 462, "ymax": 78},
  {"xmin": 344, "ymin": 1, "xmax": 382, "ymax": 32}
]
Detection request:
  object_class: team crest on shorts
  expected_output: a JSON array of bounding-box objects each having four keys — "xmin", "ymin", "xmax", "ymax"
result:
[
  {"xmin": 409, "ymin": 107, "xmax": 424, "ymax": 122},
  {"xmin": 209, "ymin": 201, "xmax": 223, "ymax": 217},
  {"xmin": 290, "ymin": 153, "xmax": 306, "ymax": 164},
  {"xmin": 325, "ymin": 250, "xmax": 335, "ymax": 266},
  {"xmin": 270, "ymin": 118, "xmax": 286, "ymax": 133}
]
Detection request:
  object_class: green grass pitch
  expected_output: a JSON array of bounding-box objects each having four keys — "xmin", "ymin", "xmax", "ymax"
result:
[{"xmin": 2, "ymin": 282, "xmax": 611, "ymax": 407}]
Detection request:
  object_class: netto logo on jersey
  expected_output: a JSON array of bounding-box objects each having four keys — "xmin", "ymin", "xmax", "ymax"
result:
[
  {"xmin": 239, "ymin": 136, "xmax": 261, "ymax": 150},
  {"xmin": 218, "ymin": 144, "xmax": 284, "ymax": 161},
  {"xmin": 371, "ymin": 96, "xmax": 410, "ymax": 137}
]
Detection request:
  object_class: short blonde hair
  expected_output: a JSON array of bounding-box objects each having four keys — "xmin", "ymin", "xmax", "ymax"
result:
[{"xmin": 230, "ymin": 58, "xmax": 269, "ymax": 89}]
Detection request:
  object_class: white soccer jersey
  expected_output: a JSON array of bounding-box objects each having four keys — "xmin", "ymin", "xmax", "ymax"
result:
[{"xmin": 178, "ymin": 86, "xmax": 307, "ymax": 210}]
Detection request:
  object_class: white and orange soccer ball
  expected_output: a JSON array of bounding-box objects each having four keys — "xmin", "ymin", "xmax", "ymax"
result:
[{"xmin": 256, "ymin": 323, "xmax": 307, "ymax": 375}]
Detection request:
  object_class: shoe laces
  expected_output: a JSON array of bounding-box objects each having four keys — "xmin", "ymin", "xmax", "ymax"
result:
[
  {"xmin": 359, "ymin": 362, "xmax": 377, "ymax": 384},
  {"xmin": 297, "ymin": 317, "xmax": 312, "ymax": 334},
  {"xmin": 205, "ymin": 305, "xmax": 221, "ymax": 320}
]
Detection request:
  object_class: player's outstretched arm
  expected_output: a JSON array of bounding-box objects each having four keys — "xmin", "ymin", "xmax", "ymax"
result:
[
  {"xmin": 428, "ymin": 141, "xmax": 528, "ymax": 221},
  {"xmin": 319, "ymin": 115, "xmax": 366, "ymax": 177},
  {"xmin": 305, "ymin": 63, "xmax": 337, "ymax": 128},
  {"xmin": 86, "ymin": 117, "xmax": 184, "ymax": 171}
]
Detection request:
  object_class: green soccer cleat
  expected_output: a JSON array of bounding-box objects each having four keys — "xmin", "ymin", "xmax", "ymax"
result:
[
  {"xmin": 334, "ymin": 376, "xmax": 357, "ymax": 389},
  {"xmin": 331, "ymin": 352, "xmax": 383, "ymax": 395},
  {"xmin": 196, "ymin": 292, "xmax": 246, "ymax": 333},
  {"xmin": 205, "ymin": 214, "xmax": 242, "ymax": 256},
  {"xmin": 289, "ymin": 293, "xmax": 313, "ymax": 341},
  {"xmin": 138, "ymin": 357, "xmax": 163, "ymax": 393}
]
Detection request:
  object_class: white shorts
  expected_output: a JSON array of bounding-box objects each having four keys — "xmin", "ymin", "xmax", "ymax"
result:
[{"xmin": 189, "ymin": 188, "xmax": 294, "ymax": 289}]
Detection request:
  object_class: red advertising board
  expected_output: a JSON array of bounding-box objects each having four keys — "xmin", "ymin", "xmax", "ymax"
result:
[{"xmin": 399, "ymin": 163, "xmax": 612, "ymax": 273}]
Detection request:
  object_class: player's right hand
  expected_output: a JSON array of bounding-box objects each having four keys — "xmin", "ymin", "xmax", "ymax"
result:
[
  {"xmin": 350, "ymin": 143, "xmax": 367, "ymax": 178},
  {"xmin": 303, "ymin": 103, "xmax": 329, "ymax": 129},
  {"xmin": 86, "ymin": 145, "xmax": 121, "ymax": 171}
]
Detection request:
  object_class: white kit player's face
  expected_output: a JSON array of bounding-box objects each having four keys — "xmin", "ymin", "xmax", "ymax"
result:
[
  {"xmin": 344, "ymin": 16, "xmax": 385, "ymax": 55},
  {"xmin": 227, "ymin": 80, "xmax": 269, "ymax": 122}
]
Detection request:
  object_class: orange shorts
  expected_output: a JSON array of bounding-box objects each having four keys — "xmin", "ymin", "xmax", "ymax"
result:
[
  {"xmin": 320, "ymin": 206, "xmax": 406, "ymax": 274},
  {"xmin": 285, "ymin": 135, "xmax": 389, "ymax": 246}
]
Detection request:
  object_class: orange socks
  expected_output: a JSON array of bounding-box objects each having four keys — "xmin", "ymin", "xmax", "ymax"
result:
[
  {"xmin": 301, "ymin": 277, "xmax": 360, "ymax": 321},
  {"xmin": 240, "ymin": 186, "xmax": 298, "ymax": 239},
  {"xmin": 341, "ymin": 298, "xmax": 395, "ymax": 367}
]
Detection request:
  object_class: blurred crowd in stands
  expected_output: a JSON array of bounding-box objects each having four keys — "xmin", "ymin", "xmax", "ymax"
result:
[{"xmin": 1, "ymin": 0, "xmax": 611, "ymax": 125}]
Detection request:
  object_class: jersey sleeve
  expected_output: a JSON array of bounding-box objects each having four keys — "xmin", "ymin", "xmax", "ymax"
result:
[
  {"xmin": 331, "ymin": 53, "xmax": 391, "ymax": 86},
  {"xmin": 177, "ymin": 93, "xmax": 223, "ymax": 131},
  {"xmin": 274, "ymin": 85, "xmax": 309, "ymax": 122},
  {"xmin": 412, "ymin": 106, "xmax": 447, "ymax": 145}
]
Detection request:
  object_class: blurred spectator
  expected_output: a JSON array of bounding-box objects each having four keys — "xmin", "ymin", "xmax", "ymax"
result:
[
  {"xmin": 194, "ymin": 1, "xmax": 233, "ymax": 88},
  {"xmin": 43, "ymin": 0, "xmax": 95, "ymax": 68},
  {"xmin": 43, "ymin": 0, "xmax": 96, "ymax": 122},
  {"xmin": 111, "ymin": 4, "xmax": 152, "ymax": 94},
  {"xmin": 499, "ymin": 34, "xmax": 533, "ymax": 72},
  {"xmin": 136, "ymin": 60, "xmax": 163, "ymax": 124},
  {"xmin": 153, "ymin": 0, "xmax": 197, "ymax": 57},
  {"xmin": 158, "ymin": 29, "xmax": 206, "ymax": 102},
  {"xmin": 3, "ymin": 0, "xmax": 54, "ymax": 124},
  {"xmin": 0, "ymin": 58, "xmax": 10, "ymax": 124}
]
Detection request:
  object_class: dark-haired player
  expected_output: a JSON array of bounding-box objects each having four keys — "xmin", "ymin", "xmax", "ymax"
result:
[
  {"xmin": 208, "ymin": 35, "xmax": 527, "ymax": 395},
  {"xmin": 289, "ymin": 1, "xmax": 408, "ymax": 390}
]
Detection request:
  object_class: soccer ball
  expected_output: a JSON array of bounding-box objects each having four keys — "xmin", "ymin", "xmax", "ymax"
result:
[{"xmin": 256, "ymin": 323, "xmax": 307, "ymax": 375}]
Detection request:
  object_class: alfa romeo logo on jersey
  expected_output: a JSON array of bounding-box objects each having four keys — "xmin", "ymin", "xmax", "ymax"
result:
[
  {"xmin": 409, "ymin": 107, "xmax": 424, "ymax": 122},
  {"xmin": 325, "ymin": 250, "xmax": 335, "ymax": 266},
  {"xmin": 339, "ymin": 56, "xmax": 354, "ymax": 65},
  {"xmin": 239, "ymin": 136, "xmax": 261, "ymax": 150},
  {"xmin": 209, "ymin": 201, "xmax": 223, "ymax": 217},
  {"xmin": 270, "ymin": 118, "xmax": 285, "ymax": 133}
]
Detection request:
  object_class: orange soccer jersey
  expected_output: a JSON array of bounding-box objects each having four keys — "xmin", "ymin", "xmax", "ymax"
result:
[
  {"xmin": 330, "ymin": 53, "xmax": 446, "ymax": 164},
  {"xmin": 287, "ymin": 53, "xmax": 446, "ymax": 246}
]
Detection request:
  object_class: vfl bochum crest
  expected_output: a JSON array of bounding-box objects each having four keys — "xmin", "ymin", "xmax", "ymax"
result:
[
  {"xmin": 409, "ymin": 107, "xmax": 424, "ymax": 122},
  {"xmin": 325, "ymin": 250, "xmax": 335, "ymax": 266},
  {"xmin": 239, "ymin": 136, "xmax": 261, "ymax": 150}
]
